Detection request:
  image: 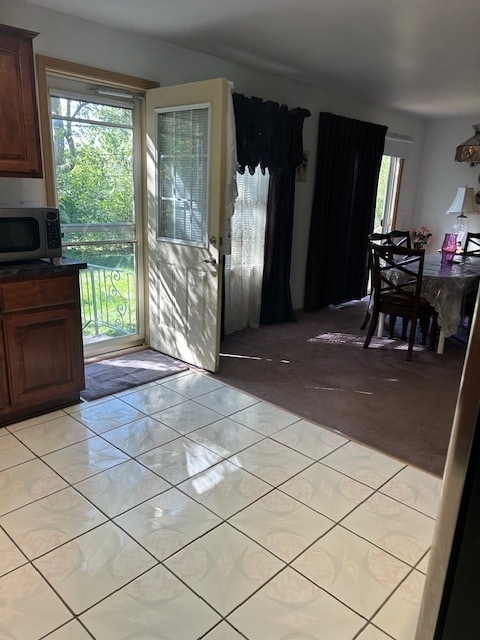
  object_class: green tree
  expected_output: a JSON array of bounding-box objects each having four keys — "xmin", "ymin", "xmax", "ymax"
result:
[
  {"xmin": 52, "ymin": 98, "xmax": 134, "ymax": 231},
  {"xmin": 373, "ymin": 156, "xmax": 390, "ymax": 233}
]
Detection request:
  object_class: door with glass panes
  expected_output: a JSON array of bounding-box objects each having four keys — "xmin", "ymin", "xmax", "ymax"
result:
[
  {"xmin": 146, "ymin": 78, "xmax": 229, "ymax": 372},
  {"xmin": 49, "ymin": 80, "xmax": 144, "ymax": 358}
]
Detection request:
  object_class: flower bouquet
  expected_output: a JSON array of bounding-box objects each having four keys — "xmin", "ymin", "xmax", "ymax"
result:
[{"xmin": 410, "ymin": 226, "xmax": 432, "ymax": 249}]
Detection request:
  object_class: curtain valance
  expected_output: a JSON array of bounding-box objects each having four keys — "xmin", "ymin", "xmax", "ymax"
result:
[{"xmin": 232, "ymin": 92, "xmax": 310, "ymax": 175}]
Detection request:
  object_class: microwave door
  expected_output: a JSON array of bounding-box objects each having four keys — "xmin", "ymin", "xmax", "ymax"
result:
[{"xmin": 0, "ymin": 217, "xmax": 40, "ymax": 252}]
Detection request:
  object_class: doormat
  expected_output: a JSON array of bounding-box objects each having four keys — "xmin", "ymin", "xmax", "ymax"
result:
[{"xmin": 81, "ymin": 349, "xmax": 189, "ymax": 401}]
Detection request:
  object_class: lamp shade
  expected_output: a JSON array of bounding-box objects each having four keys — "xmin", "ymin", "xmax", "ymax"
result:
[
  {"xmin": 446, "ymin": 186, "xmax": 479, "ymax": 217},
  {"xmin": 455, "ymin": 125, "xmax": 480, "ymax": 165}
]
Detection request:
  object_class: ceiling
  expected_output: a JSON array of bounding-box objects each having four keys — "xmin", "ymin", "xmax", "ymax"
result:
[{"xmin": 26, "ymin": 0, "xmax": 480, "ymax": 119}]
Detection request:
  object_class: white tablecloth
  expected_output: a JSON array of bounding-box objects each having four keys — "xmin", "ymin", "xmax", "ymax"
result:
[{"xmin": 421, "ymin": 256, "xmax": 480, "ymax": 337}]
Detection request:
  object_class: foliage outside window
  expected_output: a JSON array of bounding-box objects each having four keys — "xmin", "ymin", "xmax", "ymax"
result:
[
  {"xmin": 51, "ymin": 94, "xmax": 138, "ymax": 338},
  {"xmin": 51, "ymin": 97, "xmax": 135, "ymax": 243}
]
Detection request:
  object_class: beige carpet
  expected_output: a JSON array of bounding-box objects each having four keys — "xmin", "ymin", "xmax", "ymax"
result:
[{"xmin": 208, "ymin": 299, "xmax": 466, "ymax": 477}]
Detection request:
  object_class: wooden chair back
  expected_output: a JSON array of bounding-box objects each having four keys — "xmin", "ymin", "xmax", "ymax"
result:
[
  {"xmin": 389, "ymin": 229, "xmax": 412, "ymax": 248},
  {"xmin": 368, "ymin": 232, "xmax": 390, "ymax": 245},
  {"xmin": 364, "ymin": 242, "xmax": 426, "ymax": 361},
  {"xmin": 463, "ymin": 232, "xmax": 480, "ymax": 256},
  {"xmin": 371, "ymin": 243, "xmax": 424, "ymax": 306},
  {"xmin": 362, "ymin": 230, "xmax": 411, "ymax": 331}
]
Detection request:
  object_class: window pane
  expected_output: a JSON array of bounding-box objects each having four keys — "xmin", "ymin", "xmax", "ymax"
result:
[
  {"xmin": 157, "ymin": 107, "xmax": 209, "ymax": 245},
  {"xmin": 63, "ymin": 243, "xmax": 138, "ymax": 339},
  {"xmin": 374, "ymin": 156, "xmax": 402, "ymax": 233},
  {"xmin": 49, "ymin": 86, "xmax": 141, "ymax": 348},
  {"xmin": 50, "ymin": 96, "xmax": 132, "ymax": 126},
  {"xmin": 51, "ymin": 101, "xmax": 134, "ymax": 227}
]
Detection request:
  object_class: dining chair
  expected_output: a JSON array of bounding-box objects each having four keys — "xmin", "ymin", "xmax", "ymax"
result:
[
  {"xmin": 383, "ymin": 230, "xmax": 413, "ymax": 338},
  {"xmin": 463, "ymin": 232, "xmax": 480, "ymax": 256},
  {"xmin": 360, "ymin": 232, "xmax": 391, "ymax": 330},
  {"xmin": 363, "ymin": 242, "xmax": 436, "ymax": 361},
  {"xmin": 460, "ymin": 232, "xmax": 480, "ymax": 330},
  {"xmin": 389, "ymin": 229, "xmax": 412, "ymax": 249},
  {"xmin": 360, "ymin": 230, "xmax": 412, "ymax": 334}
]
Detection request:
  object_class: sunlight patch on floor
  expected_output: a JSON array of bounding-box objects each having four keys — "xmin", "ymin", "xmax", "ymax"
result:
[
  {"xmin": 219, "ymin": 353, "xmax": 291, "ymax": 364},
  {"xmin": 307, "ymin": 332, "xmax": 364, "ymax": 345},
  {"xmin": 308, "ymin": 332, "xmax": 425, "ymax": 352},
  {"xmin": 305, "ymin": 385, "xmax": 345, "ymax": 392},
  {"xmin": 220, "ymin": 353, "xmax": 265, "ymax": 361}
]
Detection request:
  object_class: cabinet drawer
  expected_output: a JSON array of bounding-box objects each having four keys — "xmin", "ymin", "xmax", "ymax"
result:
[{"xmin": 0, "ymin": 274, "xmax": 78, "ymax": 312}]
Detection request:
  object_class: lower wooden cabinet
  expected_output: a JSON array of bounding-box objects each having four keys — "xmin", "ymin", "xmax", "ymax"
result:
[
  {"xmin": 0, "ymin": 320, "xmax": 9, "ymax": 411},
  {"xmin": 0, "ymin": 267, "xmax": 85, "ymax": 426}
]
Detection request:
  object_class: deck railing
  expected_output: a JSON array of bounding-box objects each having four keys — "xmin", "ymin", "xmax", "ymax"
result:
[{"xmin": 79, "ymin": 263, "xmax": 136, "ymax": 339}]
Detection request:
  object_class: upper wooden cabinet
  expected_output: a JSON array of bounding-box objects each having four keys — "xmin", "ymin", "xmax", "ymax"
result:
[{"xmin": 0, "ymin": 23, "xmax": 42, "ymax": 177}]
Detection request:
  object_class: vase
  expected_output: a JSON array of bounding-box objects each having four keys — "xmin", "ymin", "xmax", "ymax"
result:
[
  {"xmin": 441, "ymin": 233, "xmax": 457, "ymax": 264},
  {"xmin": 414, "ymin": 242, "xmax": 424, "ymax": 249}
]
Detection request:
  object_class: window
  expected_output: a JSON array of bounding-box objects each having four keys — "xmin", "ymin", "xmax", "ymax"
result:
[
  {"xmin": 36, "ymin": 57, "xmax": 158, "ymax": 357},
  {"xmin": 157, "ymin": 107, "xmax": 209, "ymax": 246},
  {"xmin": 374, "ymin": 155, "xmax": 404, "ymax": 233}
]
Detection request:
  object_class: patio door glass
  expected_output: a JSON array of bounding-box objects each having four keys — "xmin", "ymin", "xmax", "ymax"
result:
[
  {"xmin": 374, "ymin": 155, "xmax": 403, "ymax": 233},
  {"xmin": 49, "ymin": 85, "xmax": 144, "ymax": 357}
]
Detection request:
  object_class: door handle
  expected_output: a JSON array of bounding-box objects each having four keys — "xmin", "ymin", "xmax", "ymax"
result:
[{"xmin": 202, "ymin": 258, "xmax": 217, "ymax": 265}]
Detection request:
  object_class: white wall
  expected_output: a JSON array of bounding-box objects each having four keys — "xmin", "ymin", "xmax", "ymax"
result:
[
  {"xmin": 415, "ymin": 118, "xmax": 480, "ymax": 254},
  {"xmin": 1, "ymin": 0, "xmax": 434, "ymax": 308}
]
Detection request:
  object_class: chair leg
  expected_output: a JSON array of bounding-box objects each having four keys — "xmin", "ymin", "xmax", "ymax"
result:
[
  {"xmin": 388, "ymin": 315, "xmax": 408, "ymax": 339},
  {"xmin": 430, "ymin": 312, "xmax": 439, "ymax": 351},
  {"xmin": 419, "ymin": 311, "xmax": 430, "ymax": 345},
  {"xmin": 406, "ymin": 313, "xmax": 417, "ymax": 361},
  {"xmin": 388, "ymin": 314, "xmax": 396, "ymax": 338},
  {"xmin": 363, "ymin": 309, "xmax": 379, "ymax": 349},
  {"xmin": 360, "ymin": 309, "xmax": 371, "ymax": 330}
]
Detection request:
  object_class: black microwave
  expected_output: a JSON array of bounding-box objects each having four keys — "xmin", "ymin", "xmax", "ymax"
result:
[{"xmin": 0, "ymin": 207, "xmax": 62, "ymax": 263}]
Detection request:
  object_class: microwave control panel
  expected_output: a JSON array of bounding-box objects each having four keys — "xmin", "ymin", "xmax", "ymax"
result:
[{"xmin": 45, "ymin": 210, "xmax": 62, "ymax": 249}]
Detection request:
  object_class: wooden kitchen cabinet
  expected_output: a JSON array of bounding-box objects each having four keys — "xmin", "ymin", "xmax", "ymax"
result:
[
  {"xmin": 0, "ymin": 320, "xmax": 9, "ymax": 411},
  {"xmin": 0, "ymin": 23, "xmax": 43, "ymax": 177},
  {"xmin": 0, "ymin": 266, "xmax": 85, "ymax": 426}
]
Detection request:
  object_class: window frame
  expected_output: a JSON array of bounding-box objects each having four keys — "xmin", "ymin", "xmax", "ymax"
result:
[
  {"xmin": 35, "ymin": 55, "xmax": 159, "ymax": 207},
  {"xmin": 35, "ymin": 56, "xmax": 159, "ymax": 357}
]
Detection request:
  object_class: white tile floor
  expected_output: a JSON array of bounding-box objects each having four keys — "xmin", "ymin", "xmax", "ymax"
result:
[{"xmin": 0, "ymin": 369, "xmax": 442, "ymax": 640}]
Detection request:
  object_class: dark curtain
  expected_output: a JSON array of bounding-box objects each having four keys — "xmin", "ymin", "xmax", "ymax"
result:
[
  {"xmin": 303, "ymin": 112, "xmax": 387, "ymax": 311},
  {"xmin": 260, "ymin": 169, "xmax": 297, "ymax": 323},
  {"xmin": 232, "ymin": 93, "xmax": 310, "ymax": 324}
]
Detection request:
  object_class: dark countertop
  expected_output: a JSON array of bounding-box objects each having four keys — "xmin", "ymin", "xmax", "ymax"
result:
[{"xmin": 0, "ymin": 258, "xmax": 87, "ymax": 280}]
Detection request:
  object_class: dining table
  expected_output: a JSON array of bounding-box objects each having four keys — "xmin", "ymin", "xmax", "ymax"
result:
[
  {"xmin": 376, "ymin": 254, "xmax": 480, "ymax": 354},
  {"xmin": 421, "ymin": 255, "xmax": 480, "ymax": 353}
]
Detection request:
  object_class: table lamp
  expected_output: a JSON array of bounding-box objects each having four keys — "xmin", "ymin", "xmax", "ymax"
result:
[{"xmin": 445, "ymin": 186, "xmax": 479, "ymax": 245}]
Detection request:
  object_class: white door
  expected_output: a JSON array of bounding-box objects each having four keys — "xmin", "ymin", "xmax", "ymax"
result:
[{"xmin": 146, "ymin": 78, "xmax": 229, "ymax": 372}]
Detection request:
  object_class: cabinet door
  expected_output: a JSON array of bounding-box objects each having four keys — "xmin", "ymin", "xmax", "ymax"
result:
[
  {"xmin": 0, "ymin": 24, "xmax": 42, "ymax": 177},
  {"xmin": 0, "ymin": 321, "xmax": 10, "ymax": 410},
  {"xmin": 3, "ymin": 306, "xmax": 84, "ymax": 407}
]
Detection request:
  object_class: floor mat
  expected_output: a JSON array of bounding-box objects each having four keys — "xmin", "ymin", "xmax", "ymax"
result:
[{"xmin": 81, "ymin": 349, "xmax": 189, "ymax": 401}]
